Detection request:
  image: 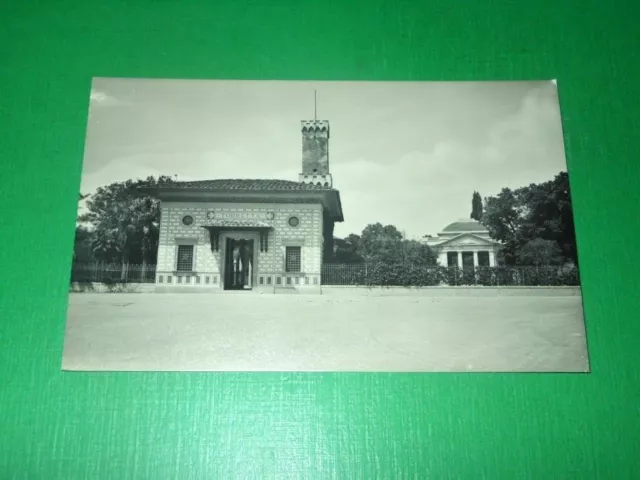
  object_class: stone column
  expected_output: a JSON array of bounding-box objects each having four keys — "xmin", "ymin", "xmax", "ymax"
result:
[
  {"xmin": 457, "ymin": 251, "xmax": 463, "ymax": 268},
  {"xmin": 473, "ymin": 251, "xmax": 479, "ymax": 267},
  {"xmin": 489, "ymin": 250, "xmax": 496, "ymax": 266}
]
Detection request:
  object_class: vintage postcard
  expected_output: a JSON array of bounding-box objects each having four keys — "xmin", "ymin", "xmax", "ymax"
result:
[{"xmin": 63, "ymin": 78, "xmax": 589, "ymax": 372}]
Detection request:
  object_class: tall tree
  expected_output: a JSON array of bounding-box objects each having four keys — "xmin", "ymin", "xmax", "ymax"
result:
[
  {"xmin": 470, "ymin": 191, "xmax": 483, "ymax": 221},
  {"xmin": 519, "ymin": 171, "xmax": 577, "ymax": 265},
  {"xmin": 78, "ymin": 175, "xmax": 174, "ymax": 267},
  {"xmin": 481, "ymin": 172, "xmax": 577, "ymax": 266}
]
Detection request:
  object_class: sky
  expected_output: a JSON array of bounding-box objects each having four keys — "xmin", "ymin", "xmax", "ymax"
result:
[{"xmin": 80, "ymin": 78, "xmax": 568, "ymax": 239}]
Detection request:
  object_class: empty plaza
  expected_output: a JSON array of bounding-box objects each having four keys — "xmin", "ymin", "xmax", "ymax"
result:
[{"xmin": 62, "ymin": 289, "xmax": 589, "ymax": 372}]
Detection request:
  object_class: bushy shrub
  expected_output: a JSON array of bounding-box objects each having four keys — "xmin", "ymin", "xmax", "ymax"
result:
[
  {"xmin": 476, "ymin": 267, "xmax": 495, "ymax": 286},
  {"xmin": 349, "ymin": 263, "xmax": 444, "ymax": 287},
  {"xmin": 558, "ymin": 267, "xmax": 580, "ymax": 286},
  {"xmin": 322, "ymin": 263, "xmax": 580, "ymax": 287}
]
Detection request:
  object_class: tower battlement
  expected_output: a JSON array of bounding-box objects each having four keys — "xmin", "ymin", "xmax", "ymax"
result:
[
  {"xmin": 301, "ymin": 120, "xmax": 330, "ymax": 133},
  {"xmin": 299, "ymin": 118, "xmax": 331, "ymax": 187}
]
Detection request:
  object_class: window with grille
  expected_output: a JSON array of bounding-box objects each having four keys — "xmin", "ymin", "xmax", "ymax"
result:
[
  {"xmin": 285, "ymin": 246, "xmax": 302, "ymax": 273},
  {"xmin": 478, "ymin": 251, "xmax": 490, "ymax": 266},
  {"xmin": 176, "ymin": 245, "xmax": 194, "ymax": 272},
  {"xmin": 447, "ymin": 251, "xmax": 458, "ymax": 267}
]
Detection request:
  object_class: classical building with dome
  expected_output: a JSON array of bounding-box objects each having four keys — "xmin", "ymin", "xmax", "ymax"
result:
[
  {"xmin": 138, "ymin": 118, "xmax": 344, "ymax": 293},
  {"xmin": 423, "ymin": 219, "xmax": 502, "ymax": 268}
]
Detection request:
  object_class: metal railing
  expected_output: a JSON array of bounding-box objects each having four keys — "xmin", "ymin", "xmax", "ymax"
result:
[
  {"xmin": 69, "ymin": 262, "xmax": 580, "ymax": 287},
  {"xmin": 320, "ymin": 263, "xmax": 580, "ymax": 287},
  {"xmin": 70, "ymin": 263, "xmax": 157, "ymax": 284}
]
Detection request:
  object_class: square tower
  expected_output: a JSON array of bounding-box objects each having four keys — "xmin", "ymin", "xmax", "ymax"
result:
[{"xmin": 299, "ymin": 120, "xmax": 332, "ymax": 188}]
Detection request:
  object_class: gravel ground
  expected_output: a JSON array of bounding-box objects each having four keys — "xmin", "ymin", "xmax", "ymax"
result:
[{"xmin": 62, "ymin": 292, "xmax": 590, "ymax": 372}]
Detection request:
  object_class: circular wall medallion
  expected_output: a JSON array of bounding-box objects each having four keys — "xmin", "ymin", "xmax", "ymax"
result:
[
  {"xmin": 182, "ymin": 215, "xmax": 194, "ymax": 226},
  {"xmin": 288, "ymin": 216, "xmax": 300, "ymax": 227}
]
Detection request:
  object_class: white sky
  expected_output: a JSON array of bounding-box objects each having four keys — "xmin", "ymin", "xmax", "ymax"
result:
[{"xmin": 80, "ymin": 78, "xmax": 567, "ymax": 239}]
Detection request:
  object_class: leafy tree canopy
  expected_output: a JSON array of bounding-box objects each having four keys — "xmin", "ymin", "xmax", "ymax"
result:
[
  {"xmin": 351, "ymin": 223, "xmax": 437, "ymax": 265},
  {"xmin": 78, "ymin": 175, "xmax": 174, "ymax": 264},
  {"xmin": 482, "ymin": 172, "xmax": 576, "ymax": 266},
  {"xmin": 516, "ymin": 238, "xmax": 565, "ymax": 266}
]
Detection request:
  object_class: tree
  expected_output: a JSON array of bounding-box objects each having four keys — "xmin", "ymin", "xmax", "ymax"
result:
[
  {"xmin": 332, "ymin": 234, "xmax": 364, "ymax": 263},
  {"xmin": 400, "ymin": 239, "xmax": 438, "ymax": 265},
  {"xmin": 481, "ymin": 172, "xmax": 577, "ymax": 266},
  {"xmin": 519, "ymin": 172, "xmax": 577, "ymax": 265},
  {"xmin": 516, "ymin": 238, "xmax": 564, "ymax": 266},
  {"xmin": 358, "ymin": 223, "xmax": 437, "ymax": 265},
  {"xmin": 481, "ymin": 187, "xmax": 525, "ymax": 264},
  {"xmin": 72, "ymin": 225, "xmax": 95, "ymax": 263},
  {"xmin": 471, "ymin": 191, "xmax": 483, "ymax": 221},
  {"xmin": 78, "ymin": 175, "xmax": 174, "ymax": 268},
  {"xmin": 359, "ymin": 223, "xmax": 404, "ymax": 263}
]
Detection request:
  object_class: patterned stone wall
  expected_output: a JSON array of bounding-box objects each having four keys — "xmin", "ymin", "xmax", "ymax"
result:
[{"xmin": 155, "ymin": 201, "xmax": 324, "ymax": 290}]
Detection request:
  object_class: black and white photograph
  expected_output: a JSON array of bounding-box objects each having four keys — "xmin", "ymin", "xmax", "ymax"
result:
[{"xmin": 64, "ymin": 78, "xmax": 589, "ymax": 372}]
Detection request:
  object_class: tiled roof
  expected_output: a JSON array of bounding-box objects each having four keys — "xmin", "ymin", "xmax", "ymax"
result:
[
  {"xmin": 442, "ymin": 219, "xmax": 488, "ymax": 233},
  {"xmin": 164, "ymin": 179, "xmax": 334, "ymax": 192}
]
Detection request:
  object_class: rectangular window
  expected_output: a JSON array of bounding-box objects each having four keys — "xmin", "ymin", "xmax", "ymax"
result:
[
  {"xmin": 478, "ymin": 251, "xmax": 490, "ymax": 267},
  {"xmin": 285, "ymin": 246, "xmax": 302, "ymax": 273},
  {"xmin": 447, "ymin": 252, "xmax": 458, "ymax": 267},
  {"xmin": 176, "ymin": 245, "xmax": 194, "ymax": 272}
]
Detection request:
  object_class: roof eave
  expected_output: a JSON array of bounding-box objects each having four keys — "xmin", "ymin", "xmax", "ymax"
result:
[{"xmin": 135, "ymin": 186, "xmax": 345, "ymax": 221}]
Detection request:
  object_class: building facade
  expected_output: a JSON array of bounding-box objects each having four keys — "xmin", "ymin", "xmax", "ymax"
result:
[
  {"xmin": 424, "ymin": 219, "xmax": 502, "ymax": 268},
  {"xmin": 140, "ymin": 119, "xmax": 343, "ymax": 293}
]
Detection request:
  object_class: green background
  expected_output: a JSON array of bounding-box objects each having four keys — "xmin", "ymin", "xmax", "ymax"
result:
[{"xmin": 1, "ymin": 0, "xmax": 639, "ymax": 478}]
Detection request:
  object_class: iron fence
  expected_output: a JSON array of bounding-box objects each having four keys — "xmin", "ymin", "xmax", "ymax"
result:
[
  {"xmin": 69, "ymin": 262, "xmax": 580, "ymax": 287},
  {"xmin": 70, "ymin": 263, "xmax": 157, "ymax": 284},
  {"xmin": 320, "ymin": 263, "xmax": 580, "ymax": 287}
]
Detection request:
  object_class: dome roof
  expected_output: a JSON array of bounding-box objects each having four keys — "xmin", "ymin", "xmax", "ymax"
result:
[{"xmin": 442, "ymin": 218, "xmax": 488, "ymax": 233}]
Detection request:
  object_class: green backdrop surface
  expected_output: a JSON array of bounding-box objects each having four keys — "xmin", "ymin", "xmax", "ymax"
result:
[{"xmin": 1, "ymin": 0, "xmax": 639, "ymax": 478}]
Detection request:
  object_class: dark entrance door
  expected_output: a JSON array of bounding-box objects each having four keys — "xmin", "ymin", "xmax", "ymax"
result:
[{"xmin": 224, "ymin": 238, "xmax": 254, "ymax": 290}]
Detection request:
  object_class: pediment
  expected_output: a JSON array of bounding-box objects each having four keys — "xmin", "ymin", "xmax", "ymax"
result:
[{"xmin": 433, "ymin": 233, "xmax": 500, "ymax": 247}]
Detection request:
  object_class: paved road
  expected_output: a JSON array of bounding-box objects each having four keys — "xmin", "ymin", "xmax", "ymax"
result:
[{"xmin": 62, "ymin": 293, "xmax": 590, "ymax": 372}]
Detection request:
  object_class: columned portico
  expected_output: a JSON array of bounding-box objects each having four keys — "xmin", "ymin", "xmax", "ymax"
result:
[{"xmin": 424, "ymin": 219, "xmax": 502, "ymax": 268}]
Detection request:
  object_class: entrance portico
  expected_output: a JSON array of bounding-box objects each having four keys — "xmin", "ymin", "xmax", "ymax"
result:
[{"xmin": 424, "ymin": 219, "xmax": 502, "ymax": 268}]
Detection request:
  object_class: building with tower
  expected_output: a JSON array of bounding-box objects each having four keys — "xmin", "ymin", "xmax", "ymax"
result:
[{"xmin": 138, "ymin": 117, "xmax": 344, "ymax": 293}]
